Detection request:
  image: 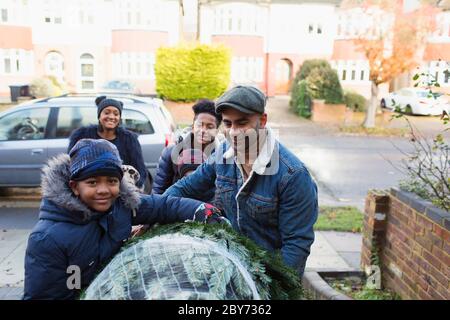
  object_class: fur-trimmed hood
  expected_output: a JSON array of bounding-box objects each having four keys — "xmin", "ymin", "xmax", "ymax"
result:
[{"xmin": 40, "ymin": 153, "xmax": 142, "ymax": 223}]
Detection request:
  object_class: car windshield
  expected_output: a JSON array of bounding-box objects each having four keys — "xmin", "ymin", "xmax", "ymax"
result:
[
  {"xmin": 415, "ymin": 91, "xmax": 442, "ymax": 99},
  {"xmin": 102, "ymin": 81, "xmax": 133, "ymax": 90}
]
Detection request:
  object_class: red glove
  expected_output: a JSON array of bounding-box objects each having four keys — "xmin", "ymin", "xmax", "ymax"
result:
[{"xmin": 194, "ymin": 203, "xmax": 231, "ymax": 225}]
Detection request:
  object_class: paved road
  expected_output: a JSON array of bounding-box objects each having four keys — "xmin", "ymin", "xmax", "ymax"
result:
[{"xmin": 267, "ymin": 96, "xmax": 417, "ymax": 210}]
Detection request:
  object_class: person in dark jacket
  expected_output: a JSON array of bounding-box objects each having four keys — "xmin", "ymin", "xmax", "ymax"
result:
[
  {"xmin": 176, "ymin": 148, "xmax": 207, "ymax": 178},
  {"xmin": 68, "ymin": 96, "xmax": 148, "ymax": 190},
  {"xmin": 23, "ymin": 139, "xmax": 225, "ymax": 300},
  {"xmin": 152, "ymin": 99, "xmax": 222, "ymax": 196},
  {"xmin": 164, "ymin": 86, "xmax": 318, "ymax": 277}
]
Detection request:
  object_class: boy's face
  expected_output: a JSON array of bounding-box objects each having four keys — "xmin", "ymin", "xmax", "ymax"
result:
[
  {"xmin": 99, "ymin": 106, "xmax": 121, "ymax": 130},
  {"xmin": 69, "ymin": 176, "xmax": 120, "ymax": 213},
  {"xmin": 193, "ymin": 113, "xmax": 218, "ymax": 146}
]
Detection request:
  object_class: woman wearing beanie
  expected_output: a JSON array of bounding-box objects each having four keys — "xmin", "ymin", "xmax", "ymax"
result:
[
  {"xmin": 67, "ymin": 96, "xmax": 148, "ymax": 191},
  {"xmin": 23, "ymin": 139, "xmax": 227, "ymax": 300}
]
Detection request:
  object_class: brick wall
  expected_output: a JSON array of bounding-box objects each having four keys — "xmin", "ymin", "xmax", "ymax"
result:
[
  {"xmin": 362, "ymin": 188, "xmax": 450, "ymax": 300},
  {"xmin": 311, "ymin": 100, "xmax": 347, "ymax": 124},
  {"xmin": 163, "ymin": 100, "xmax": 195, "ymax": 126}
]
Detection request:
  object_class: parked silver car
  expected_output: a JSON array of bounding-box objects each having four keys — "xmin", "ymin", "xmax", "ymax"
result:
[{"xmin": 0, "ymin": 94, "xmax": 176, "ymax": 192}]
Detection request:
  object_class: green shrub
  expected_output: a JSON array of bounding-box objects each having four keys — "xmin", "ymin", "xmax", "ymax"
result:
[
  {"xmin": 155, "ymin": 44, "xmax": 231, "ymax": 102},
  {"xmin": 290, "ymin": 80, "xmax": 312, "ymax": 118},
  {"xmin": 305, "ymin": 66, "xmax": 344, "ymax": 104},
  {"xmin": 289, "ymin": 59, "xmax": 331, "ymax": 98},
  {"xmin": 344, "ymin": 91, "xmax": 367, "ymax": 112},
  {"xmin": 290, "ymin": 59, "xmax": 344, "ymax": 114},
  {"xmin": 296, "ymin": 59, "xmax": 331, "ymax": 82}
]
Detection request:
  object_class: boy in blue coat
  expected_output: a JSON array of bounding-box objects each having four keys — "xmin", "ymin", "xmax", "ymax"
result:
[{"xmin": 23, "ymin": 139, "xmax": 224, "ymax": 300}]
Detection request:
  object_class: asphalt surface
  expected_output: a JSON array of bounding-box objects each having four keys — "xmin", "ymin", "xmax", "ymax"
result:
[
  {"xmin": 267, "ymin": 96, "xmax": 419, "ymax": 210},
  {"xmin": 0, "ymin": 207, "xmax": 38, "ymax": 230}
]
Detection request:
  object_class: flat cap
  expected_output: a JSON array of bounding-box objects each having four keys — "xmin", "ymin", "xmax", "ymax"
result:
[{"xmin": 215, "ymin": 85, "xmax": 266, "ymax": 114}]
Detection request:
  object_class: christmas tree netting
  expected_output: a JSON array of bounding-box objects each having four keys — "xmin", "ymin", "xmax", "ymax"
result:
[{"xmin": 82, "ymin": 223, "xmax": 304, "ymax": 300}]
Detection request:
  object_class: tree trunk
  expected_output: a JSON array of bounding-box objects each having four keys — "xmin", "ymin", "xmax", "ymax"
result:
[{"xmin": 363, "ymin": 81, "xmax": 379, "ymax": 128}]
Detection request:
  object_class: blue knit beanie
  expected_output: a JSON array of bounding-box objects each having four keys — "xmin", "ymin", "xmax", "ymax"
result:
[
  {"xmin": 95, "ymin": 96, "xmax": 123, "ymax": 119},
  {"xmin": 69, "ymin": 139, "xmax": 123, "ymax": 181}
]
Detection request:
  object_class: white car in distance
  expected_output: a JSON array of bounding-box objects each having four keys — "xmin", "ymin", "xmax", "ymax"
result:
[{"xmin": 380, "ymin": 88, "xmax": 447, "ymax": 116}]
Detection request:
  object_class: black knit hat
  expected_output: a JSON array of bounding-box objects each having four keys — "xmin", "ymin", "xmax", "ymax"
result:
[{"xmin": 95, "ymin": 96, "xmax": 123, "ymax": 119}]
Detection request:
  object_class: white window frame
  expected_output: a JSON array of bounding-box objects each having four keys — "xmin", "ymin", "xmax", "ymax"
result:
[
  {"xmin": 78, "ymin": 53, "xmax": 95, "ymax": 93},
  {"xmin": 0, "ymin": 48, "xmax": 33, "ymax": 75}
]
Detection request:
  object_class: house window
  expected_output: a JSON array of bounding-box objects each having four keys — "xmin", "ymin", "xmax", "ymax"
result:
[
  {"xmin": 444, "ymin": 69, "xmax": 449, "ymax": 83},
  {"xmin": 351, "ymin": 70, "xmax": 356, "ymax": 80},
  {"xmin": 55, "ymin": 17, "xmax": 62, "ymax": 24},
  {"xmin": 4, "ymin": 58, "xmax": 11, "ymax": 73},
  {"xmin": 1, "ymin": 9, "xmax": 7, "ymax": 22},
  {"xmin": 80, "ymin": 53, "xmax": 95, "ymax": 91},
  {"xmin": 317, "ymin": 24, "xmax": 322, "ymax": 34},
  {"xmin": 81, "ymin": 81, "xmax": 94, "ymax": 89},
  {"xmin": 81, "ymin": 64, "xmax": 93, "ymax": 77},
  {"xmin": 45, "ymin": 17, "xmax": 51, "ymax": 23},
  {"xmin": 308, "ymin": 24, "xmax": 314, "ymax": 33},
  {"xmin": 342, "ymin": 70, "xmax": 347, "ymax": 81},
  {"xmin": 136, "ymin": 12, "xmax": 141, "ymax": 25},
  {"xmin": 360, "ymin": 70, "xmax": 365, "ymax": 81}
]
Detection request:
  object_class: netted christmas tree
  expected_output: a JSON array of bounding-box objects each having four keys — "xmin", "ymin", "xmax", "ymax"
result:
[{"xmin": 82, "ymin": 223, "xmax": 304, "ymax": 300}]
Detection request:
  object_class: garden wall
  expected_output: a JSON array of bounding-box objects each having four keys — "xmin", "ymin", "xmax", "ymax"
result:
[
  {"xmin": 311, "ymin": 99, "xmax": 391, "ymax": 127},
  {"xmin": 361, "ymin": 189, "xmax": 450, "ymax": 300},
  {"xmin": 163, "ymin": 100, "xmax": 195, "ymax": 126},
  {"xmin": 311, "ymin": 99, "xmax": 347, "ymax": 124}
]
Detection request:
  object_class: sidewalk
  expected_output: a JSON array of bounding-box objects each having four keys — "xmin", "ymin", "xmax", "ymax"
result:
[
  {"xmin": 0, "ymin": 229, "xmax": 28, "ymax": 300},
  {"xmin": 306, "ymin": 231, "xmax": 362, "ymax": 272},
  {"xmin": 0, "ymin": 228, "xmax": 363, "ymax": 300}
]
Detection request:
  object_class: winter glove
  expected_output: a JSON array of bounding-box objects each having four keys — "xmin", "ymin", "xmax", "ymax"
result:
[{"xmin": 193, "ymin": 203, "xmax": 231, "ymax": 226}]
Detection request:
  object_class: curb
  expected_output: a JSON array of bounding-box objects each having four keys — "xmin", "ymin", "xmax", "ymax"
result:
[
  {"xmin": 302, "ymin": 271, "xmax": 356, "ymax": 300},
  {"xmin": 0, "ymin": 200, "xmax": 40, "ymax": 208}
]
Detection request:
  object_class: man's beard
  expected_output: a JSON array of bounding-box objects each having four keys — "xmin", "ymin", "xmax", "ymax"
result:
[{"xmin": 228, "ymin": 122, "xmax": 266, "ymax": 164}]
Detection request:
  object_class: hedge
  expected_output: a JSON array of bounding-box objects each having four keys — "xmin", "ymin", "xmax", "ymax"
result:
[
  {"xmin": 291, "ymin": 79, "xmax": 312, "ymax": 118},
  {"xmin": 306, "ymin": 66, "xmax": 344, "ymax": 104},
  {"xmin": 155, "ymin": 44, "xmax": 231, "ymax": 102},
  {"xmin": 344, "ymin": 91, "xmax": 367, "ymax": 112}
]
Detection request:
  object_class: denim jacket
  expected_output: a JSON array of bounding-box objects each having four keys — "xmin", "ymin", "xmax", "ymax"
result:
[{"xmin": 165, "ymin": 127, "xmax": 318, "ymax": 276}]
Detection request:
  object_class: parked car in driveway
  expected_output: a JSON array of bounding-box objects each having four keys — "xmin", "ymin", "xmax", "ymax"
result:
[
  {"xmin": 380, "ymin": 88, "xmax": 446, "ymax": 116},
  {"xmin": 100, "ymin": 80, "xmax": 141, "ymax": 95},
  {"xmin": 0, "ymin": 94, "xmax": 176, "ymax": 192}
]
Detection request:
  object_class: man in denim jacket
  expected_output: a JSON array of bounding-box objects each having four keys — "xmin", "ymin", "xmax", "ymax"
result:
[{"xmin": 164, "ymin": 85, "xmax": 318, "ymax": 276}]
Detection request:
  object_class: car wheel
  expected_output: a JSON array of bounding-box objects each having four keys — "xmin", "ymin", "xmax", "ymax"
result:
[{"xmin": 405, "ymin": 105, "xmax": 413, "ymax": 115}]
